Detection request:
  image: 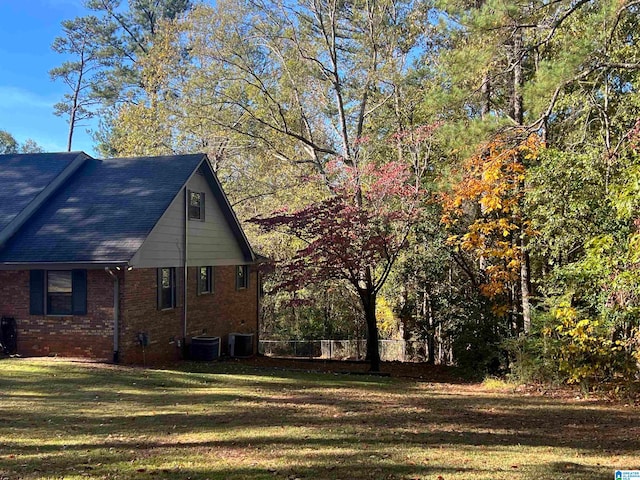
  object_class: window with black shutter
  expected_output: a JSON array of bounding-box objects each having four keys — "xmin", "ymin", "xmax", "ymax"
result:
[{"xmin": 30, "ymin": 269, "xmax": 87, "ymax": 316}]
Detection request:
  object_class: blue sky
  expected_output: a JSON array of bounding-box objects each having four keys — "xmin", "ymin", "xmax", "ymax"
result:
[{"xmin": 0, "ymin": 0, "xmax": 97, "ymax": 154}]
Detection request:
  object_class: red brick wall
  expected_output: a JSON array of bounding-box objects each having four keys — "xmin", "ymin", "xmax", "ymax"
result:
[
  {"xmin": 119, "ymin": 267, "xmax": 183, "ymax": 364},
  {"xmin": 118, "ymin": 265, "xmax": 258, "ymax": 364},
  {"xmin": 0, "ymin": 270, "xmax": 114, "ymax": 359},
  {"xmin": 187, "ymin": 265, "xmax": 258, "ymax": 355},
  {"xmin": 0, "ymin": 265, "xmax": 258, "ymax": 364}
]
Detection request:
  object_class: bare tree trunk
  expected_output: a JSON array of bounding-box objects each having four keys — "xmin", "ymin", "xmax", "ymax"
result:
[
  {"xmin": 520, "ymin": 245, "xmax": 531, "ymax": 333},
  {"xmin": 511, "ymin": 27, "xmax": 531, "ymax": 334},
  {"xmin": 426, "ymin": 291, "xmax": 435, "ymax": 364},
  {"xmin": 360, "ymin": 289, "xmax": 380, "ymax": 372},
  {"xmin": 67, "ymin": 107, "xmax": 76, "ymax": 152},
  {"xmin": 511, "ymin": 29, "xmax": 524, "ymax": 126},
  {"xmin": 481, "ymin": 71, "xmax": 490, "ymax": 120}
]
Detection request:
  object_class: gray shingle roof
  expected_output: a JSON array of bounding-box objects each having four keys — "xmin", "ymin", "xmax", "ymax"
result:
[
  {"xmin": 0, "ymin": 152, "xmax": 85, "ymax": 232},
  {"xmin": 0, "ymin": 153, "xmax": 206, "ymax": 264}
]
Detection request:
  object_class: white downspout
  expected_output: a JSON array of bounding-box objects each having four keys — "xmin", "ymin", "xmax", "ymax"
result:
[
  {"xmin": 183, "ymin": 188, "xmax": 188, "ymax": 347},
  {"xmin": 105, "ymin": 267, "xmax": 120, "ymax": 363}
]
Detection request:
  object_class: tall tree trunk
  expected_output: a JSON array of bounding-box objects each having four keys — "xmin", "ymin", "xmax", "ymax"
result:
[
  {"xmin": 67, "ymin": 50, "xmax": 86, "ymax": 152},
  {"xmin": 67, "ymin": 107, "xmax": 76, "ymax": 152},
  {"xmin": 426, "ymin": 291, "xmax": 435, "ymax": 364},
  {"xmin": 511, "ymin": 29, "xmax": 524, "ymax": 126},
  {"xmin": 481, "ymin": 71, "xmax": 490, "ymax": 120},
  {"xmin": 520, "ymin": 245, "xmax": 531, "ymax": 333},
  {"xmin": 361, "ymin": 289, "xmax": 380, "ymax": 372},
  {"xmin": 511, "ymin": 27, "xmax": 531, "ymax": 334}
]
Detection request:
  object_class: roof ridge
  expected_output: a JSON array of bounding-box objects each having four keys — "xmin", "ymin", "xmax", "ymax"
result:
[{"xmin": 101, "ymin": 153, "xmax": 206, "ymax": 162}]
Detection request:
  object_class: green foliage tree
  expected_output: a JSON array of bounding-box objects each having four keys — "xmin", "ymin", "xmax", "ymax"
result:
[
  {"xmin": 50, "ymin": 16, "xmax": 112, "ymax": 151},
  {"xmin": 19, "ymin": 139, "xmax": 45, "ymax": 154},
  {"xmin": 0, "ymin": 130, "xmax": 19, "ymax": 154},
  {"xmin": 50, "ymin": 0, "xmax": 192, "ymax": 154},
  {"xmin": 0, "ymin": 130, "xmax": 45, "ymax": 154}
]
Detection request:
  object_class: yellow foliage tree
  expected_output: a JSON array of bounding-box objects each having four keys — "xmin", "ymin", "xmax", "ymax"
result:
[{"xmin": 442, "ymin": 133, "xmax": 542, "ymax": 318}]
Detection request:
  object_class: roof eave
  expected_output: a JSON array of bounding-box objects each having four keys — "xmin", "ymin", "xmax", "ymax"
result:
[{"xmin": 0, "ymin": 261, "xmax": 129, "ymax": 270}]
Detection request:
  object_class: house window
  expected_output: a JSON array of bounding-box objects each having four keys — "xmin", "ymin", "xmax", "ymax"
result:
[
  {"xmin": 47, "ymin": 271, "xmax": 72, "ymax": 315},
  {"xmin": 29, "ymin": 269, "xmax": 87, "ymax": 316},
  {"xmin": 236, "ymin": 265, "xmax": 248, "ymax": 290},
  {"xmin": 197, "ymin": 266, "xmax": 213, "ymax": 295},
  {"xmin": 158, "ymin": 267, "xmax": 176, "ymax": 310},
  {"xmin": 188, "ymin": 191, "xmax": 204, "ymax": 220}
]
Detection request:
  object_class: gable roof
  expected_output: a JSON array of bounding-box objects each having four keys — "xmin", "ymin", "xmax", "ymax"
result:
[{"xmin": 0, "ymin": 152, "xmax": 254, "ymax": 266}]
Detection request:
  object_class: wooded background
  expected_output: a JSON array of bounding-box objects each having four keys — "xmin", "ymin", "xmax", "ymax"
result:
[{"xmin": 4, "ymin": 0, "xmax": 639, "ymax": 384}]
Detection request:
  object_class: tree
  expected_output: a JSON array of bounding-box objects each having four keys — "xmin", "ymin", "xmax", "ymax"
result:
[
  {"xmin": 0, "ymin": 130, "xmax": 45, "ymax": 154},
  {"xmin": 83, "ymin": 0, "xmax": 192, "ymax": 107},
  {"xmin": 50, "ymin": 0, "xmax": 193, "ymax": 154},
  {"xmin": 19, "ymin": 139, "xmax": 45, "ymax": 154},
  {"xmin": 432, "ymin": 0, "xmax": 640, "ymax": 335},
  {"xmin": 99, "ymin": 0, "xmax": 436, "ymax": 369},
  {"xmin": 0, "ymin": 130, "xmax": 18, "ymax": 154},
  {"xmin": 51, "ymin": 16, "xmax": 111, "ymax": 151},
  {"xmin": 442, "ymin": 133, "xmax": 542, "ymax": 331},
  {"xmin": 106, "ymin": 0, "xmax": 429, "ymax": 171},
  {"xmin": 442, "ymin": 0, "xmax": 640, "ymax": 384},
  {"xmin": 251, "ymin": 159, "xmax": 423, "ymax": 371}
]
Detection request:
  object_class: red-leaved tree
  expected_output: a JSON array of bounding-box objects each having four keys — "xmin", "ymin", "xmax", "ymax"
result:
[{"xmin": 251, "ymin": 160, "xmax": 423, "ymax": 371}]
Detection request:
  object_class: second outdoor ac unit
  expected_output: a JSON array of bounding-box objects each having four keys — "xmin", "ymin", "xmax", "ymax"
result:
[{"xmin": 228, "ymin": 333, "xmax": 254, "ymax": 357}]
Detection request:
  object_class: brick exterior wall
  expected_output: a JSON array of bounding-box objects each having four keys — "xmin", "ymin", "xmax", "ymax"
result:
[
  {"xmin": 118, "ymin": 267, "xmax": 183, "ymax": 364},
  {"xmin": 118, "ymin": 265, "xmax": 258, "ymax": 364},
  {"xmin": 0, "ymin": 269, "xmax": 114, "ymax": 359},
  {"xmin": 0, "ymin": 265, "xmax": 258, "ymax": 364},
  {"xmin": 186, "ymin": 265, "xmax": 259, "ymax": 355}
]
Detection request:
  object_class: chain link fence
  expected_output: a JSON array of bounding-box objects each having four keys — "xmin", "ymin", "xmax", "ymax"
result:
[{"xmin": 259, "ymin": 339, "xmax": 445, "ymax": 363}]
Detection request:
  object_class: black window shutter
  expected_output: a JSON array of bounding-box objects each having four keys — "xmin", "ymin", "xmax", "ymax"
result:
[
  {"xmin": 29, "ymin": 270, "xmax": 45, "ymax": 315},
  {"xmin": 71, "ymin": 269, "xmax": 87, "ymax": 315},
  {"xmin": 201, "ymin": 192, "xmax": 205, "ymax": 221}
]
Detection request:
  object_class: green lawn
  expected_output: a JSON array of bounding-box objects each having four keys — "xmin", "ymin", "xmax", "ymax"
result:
[{"xmin": 0, "ymin": 358, "xmax": 638, "ymax": 480}]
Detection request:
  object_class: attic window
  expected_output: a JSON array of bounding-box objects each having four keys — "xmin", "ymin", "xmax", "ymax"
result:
[{"xmin": 188, "ymin": 191, "xmax": 204, "ymax": 221}]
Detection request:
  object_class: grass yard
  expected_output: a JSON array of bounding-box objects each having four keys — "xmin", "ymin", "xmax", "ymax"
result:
[{"xmin": 0, "ymin": 358, "xmax": 638, "ymax": 480}]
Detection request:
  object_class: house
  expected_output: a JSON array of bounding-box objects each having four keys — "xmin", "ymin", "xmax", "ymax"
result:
[{"xmin": 0, "ymin": 151, "xmax": 259, "ymax": 364}]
